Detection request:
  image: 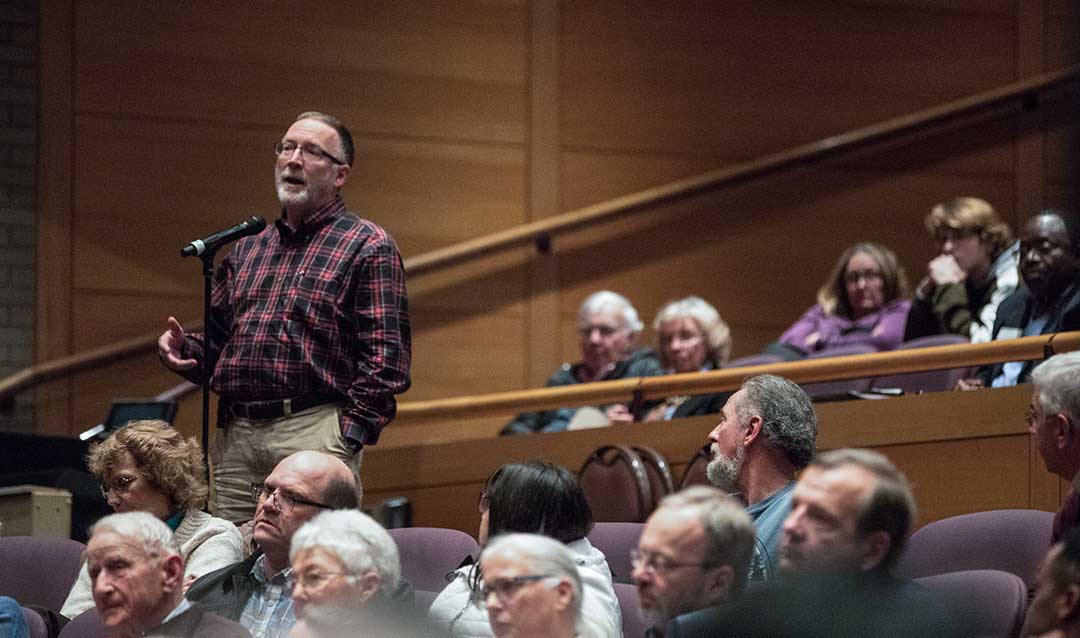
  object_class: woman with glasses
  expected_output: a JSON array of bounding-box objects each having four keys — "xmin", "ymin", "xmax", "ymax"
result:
[
  {"xmin": 480, "ymin": 534, "xmax": 582, "ymax": 638},
  {"xmin": 428, "ymin": 462, "xmax": 620, "ymax": 638},
  {"xmin": 773, "ymin": 242, "xmax": 911, "ymax": 359},
  {"xmin": 59, "ymin": 420, "xmax": 244, "ymax": 620}
]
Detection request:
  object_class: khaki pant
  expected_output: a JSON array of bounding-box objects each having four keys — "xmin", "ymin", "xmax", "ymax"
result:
[{"xmin": 209, "ymin": 403, "xmax": 363, "ymax": 523}]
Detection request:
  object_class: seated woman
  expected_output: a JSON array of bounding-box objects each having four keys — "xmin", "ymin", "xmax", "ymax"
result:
[
  {"xmin": 904, "ymin": 197, "xmax": 1019, "ymax": 343},
  {"xmin": 480, "ymin": 534, "xmax": 582, "ymax": 638},
  {"xmin": 775, "ymin": 242, "xmax": 910, "ymax": 357},
  {"xmin": 60, "ymin": 420, "xmax": 244, "ymax": 619},
  {"xmin": 607, "ymin": 296, "xmax": 732, "ymax": 422},
  {"xmin": 428, "ymin": 462, "xmax": 620, "ymax": 638}
]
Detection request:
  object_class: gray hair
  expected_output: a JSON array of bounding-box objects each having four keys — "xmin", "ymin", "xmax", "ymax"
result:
[
  {"xmin": 1031, "ymin": 352, "xmax": 1080, "ymax": 423},
  {"xmin": 809, "ymin": 448, "xmax": 916, "ymax": 571},
  {"xmin": 481, "ymin": 533, "xmax": 583, "ymax": 620},
  {"xmin": 737, "ymin": 374, "xmax": 818, "ymax": 469},
  {"xmin": 658, "ymin": 486, "xmax": 756, "ymax": 596},
  {"xmin": 577, "ymin": 290, "xmax": 643, "ymax": 333},
  {"xmin": 90, "ymin": 511, "xmax": 179, "ymax": 559},
  {"xmin": 290, "ymin": 510, "xmax": 401, "ymax": 594},
  {"xmin": 653, "ymin": 296, "xmax": 733, "ymax": 366}
]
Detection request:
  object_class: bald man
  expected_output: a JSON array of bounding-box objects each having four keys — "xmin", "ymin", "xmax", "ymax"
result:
[{"xmin": 186, "ymin": 452, "xmax": 357, "ymax": 638}]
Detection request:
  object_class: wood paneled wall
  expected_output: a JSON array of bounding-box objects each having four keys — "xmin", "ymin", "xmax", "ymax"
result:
[{"xmin": 34, "ymin": 1, "xmax": 1078, "ymax": 444}]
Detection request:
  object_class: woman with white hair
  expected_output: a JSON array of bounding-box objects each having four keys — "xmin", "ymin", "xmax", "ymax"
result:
[
  {"xmin": 288, "ymin": 510, "xmax": 404, "ymax": 619},
  {"xmin": 480, "ymin": 534, "xmax": 582, "ymax": 638}
]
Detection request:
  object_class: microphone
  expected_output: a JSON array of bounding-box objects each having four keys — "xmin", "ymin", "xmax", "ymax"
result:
[{"xmin": 181, "ymin": 216, "xmax": 266, "ymax": 258}]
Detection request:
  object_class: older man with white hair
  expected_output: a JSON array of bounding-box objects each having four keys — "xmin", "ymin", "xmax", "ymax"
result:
[
  {"xmin": 1027, "ymin": 351, "xmax": 1080, "ymax": 544},
  {"xmin": 87, "ymin": 512, "xmax": 248, "ymax": 638}
]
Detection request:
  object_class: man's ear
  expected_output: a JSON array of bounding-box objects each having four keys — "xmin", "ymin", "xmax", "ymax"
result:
[
  {"xmin": 334, "ymin": 164, "xmax": 350, "ymax": 189},
  {"xmin": 704, "ymin": 564, "xmax": 734, "ymax": 605},
  {"xmin": 1055, "ymin": 413, "xmax": 1075, "ymax": 450},
  {"xmin": 552, "ymin": 578, "xmax": 575, "ymax": 612},
  {"xmin": 161, "ymin": 554, "xmax": 184, "ymax": 592},
  {"xmin": 1057, "ymin": 583, "xmax": 1080, "ymax": 622},
  {"xmin": 857, "ymin": 530, "xmax": 891, "ymax": 571},
  {"xmin": 743, "ymin": 415, "xmax": 763, "ymax": 447}
]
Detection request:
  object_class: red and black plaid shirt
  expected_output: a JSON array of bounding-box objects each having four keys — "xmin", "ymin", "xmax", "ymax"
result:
[{"xmin": 182, "ymin": 195, "xmax": 411, "ymax": 446}]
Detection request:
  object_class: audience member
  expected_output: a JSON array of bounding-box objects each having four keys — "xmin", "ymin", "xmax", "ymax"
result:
[
  {"xmin": 86, "ymin": 512, "xmax": 249, "ymax": 638},
  {"xmin": 185, "ymin": 452, "xmax": 357, "ymax": 638},
  {"xmin": 479, "ymin": 534, "xmax": 582, "ymax": 638},
  {"xmin": 0, "ymin": 597, "xmax": 27, "ymax": 638},
  {"xmin": 607, "ymin": 296, "xmax": 732, "ymax": 423},
  {"xmin": 61, "ymin": 421, "xmax": 244, "ymax": 620},
  {"xmin": 288, "ymin": 509, "xmax": 406, "ymax": 619},
  {"xmin": 428, "ymin": 461, "xmax": 620, "ymax": 638},
  {"xmin": 960, "ymin": 209, "xmax": 1080, "ymax": 389},
  {"xmin": 501, "ymin": 291, "xmax": 662, "ymax": 434},
  {"xmin": 286, "ymin": 603, "xmax": 430, "ymax": 638},
  {"xmin": 632, "ymin": 487, "xmax": 755, "ymax": 637},
  {"xmin": 774, "ymin": 242, "xmax": 910, "ymax": 358},
  {"xmin": 1024, "ymin": 527, "xmax": 1080, "ymax": 638},
  {"xmin": 905, "ymin": 197, "xmax": 1019, "ymax": 343},
  {"xmin": 1027, "ymin": 352, "xmax": 1080, "ymax": 544},
  {"xmin": 706, "ymin": 374, "xmax": 818, "ymax": 577}
]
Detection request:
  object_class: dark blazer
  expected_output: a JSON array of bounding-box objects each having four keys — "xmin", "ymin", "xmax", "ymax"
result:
[
  {"xmin": 671, "ymin": 392, "xmax": 730, "ymax": 419},
  {"xmin": 976, "ymin": 283, "xmax": 1080, "ymax": 385},
  {"xmin": 153, "ymin": 602, "xmax": 250, "ymax": 638}
]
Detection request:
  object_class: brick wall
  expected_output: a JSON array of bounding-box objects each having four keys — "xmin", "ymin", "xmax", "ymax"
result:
[{"xmin": 0, "ymin": 0, "xmax": 36, "ymax": 432}]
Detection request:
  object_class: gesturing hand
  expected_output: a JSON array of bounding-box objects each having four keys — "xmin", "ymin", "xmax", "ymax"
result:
[{"xmin": 158, "ymin": 316, "xmax": 198, "ymax": 371}]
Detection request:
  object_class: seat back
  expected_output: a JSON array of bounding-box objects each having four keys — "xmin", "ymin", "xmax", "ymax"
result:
[
  {"xmin": 870, "ymin": 334, "xmax": 972, "ymax": 393},
  {"xmin": 579, "ymin": 446, "xmax": 653, "ymax": 523},
  {"xmin": 799, "ymin": 344, "xmax": 875, "ymax": 400},
  {"xmin": 586, "ymin": 522, "xmax": 645, "ymax": 583},
  {"xmin": 0, "ymin": 536, "xmax": 86, "ymax": 609},
  {"xmin": 678, "ymin": 444, "xmax": 713, "ymax": 490},
  {"xmin": 57, "ymin": 609, "xmax": 103, "ymax": 638},
  {"xmin": 914, "ymin": 569, "xmax": 1026, "ymax": 638},
  {"xmin": 726, "ymin": 354, "xmax": 783, "ymax": 369},
  {"xmin": 23, "ymin": 606, "xmax": 48, "ymax": 638},
  {"xmin": 895, "ymin": 509, "xmax": 1054, "ymax": 588},
  {"xmin": 631, "ymin": 446, "xmax": 674, "ymax": 511},
  {"xmin": 613, "ymin": 582, "xmax": 646, "ymax": 638},
  {"xmin": 386, "ymin": 527, "xmax": 479, "ymax": 592}
]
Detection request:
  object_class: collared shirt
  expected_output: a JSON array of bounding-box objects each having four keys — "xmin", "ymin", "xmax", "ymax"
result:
[
  {"xmin": 182, "ymin": 195, "xmax": 412, "ymax": 447},
  {"xmin": 160, "ymin": 597, "xmax": 192, "ymax": 625},
  {"xmin": 239, "ymin": 555, "xmax": 294, "ymax": 638}
]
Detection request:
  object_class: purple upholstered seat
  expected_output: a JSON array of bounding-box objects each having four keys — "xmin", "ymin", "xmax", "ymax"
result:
[
  {"xmin": 57, "ymin": 609, "xmax": 103, "ymax": 638},
  {"xmin": 387, "ymin": 527, "xmax": 479, "ymax": 593},
  {"xmin": 613, "ymin": 582, "xmax": 646, "ymax": 638},
  {"xmin": 799, "ymin": 344, "xmax": 876, "ymax": 400},
  {"xmin": 587, "ymin": 522, "xmax": 645, "ymax": 584},
  {"xmin": 0, "ymin": 536, "xmax": 86, "ymax": 610},
  {"xmin": 22, "ymin": 607, "xmax": 47, "ymax": 638},
  {"xmin": 895, "ymin": 509, "xmax": 1054, "ymax": 588},
  {"xmin": 913, "ymin": 569, "xmax": 1026, "ymax": 638},
  {"xmin": 725, "ymin": 354, "xmax": 783, "ymax": 369},
  {"xmin": 869, "ymin": 334, "xmax": 972, "ymax": 394}
]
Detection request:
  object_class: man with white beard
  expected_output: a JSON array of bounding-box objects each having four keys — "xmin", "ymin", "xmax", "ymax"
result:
[{"xmin": 705, "ymin": 374, "xmax": 817, "ymax": 578}]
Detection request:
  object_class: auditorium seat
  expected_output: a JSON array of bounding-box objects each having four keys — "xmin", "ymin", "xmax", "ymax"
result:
[
  {"xmin": 22, "ymin": 606, "xmax": 47, "ymax": 638},
  {"xmin": 799, "ymin": 344, "xmax": 875, "ymax": 400},
  {"xmin": 869, "ymin": 334, "xmax": 972, "ymax": 394},
  {"xmin": 0, "ymin": 536, "xmax": 86, "ymax": 610},
  {"xmin": 587, "ymin": 522, "xmax": 645, "ymax": 584},
  {"xmin": 613, "ymin": 582, "xmax": 646, "ymax": 638},
  {"xmin": 725, "ymin": 353, "xmax": 783, "ymax": 369},
  {"xmin": 678, "ymin": 444, "xmax": 713, "ymax": 490},
  {"xmin": 913, "ymin": 569, "xmax": 1026, "ymax": 638},
  {"xmin": 579, "ymin": 445, "xmax": 654, "ymax": 523},
  {"xmin": 387, "ymin": 527, "xmax": 479, "ymax": 593},
  {"xmin": 631, "ymin": 446, "xmax": 674, "ymax": 512},
  {"xmin": 57, "ymin": 609, "xmax": 102, "ymax": 638}
]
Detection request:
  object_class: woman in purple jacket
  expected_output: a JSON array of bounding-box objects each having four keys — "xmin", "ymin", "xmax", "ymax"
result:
[{"xmin": 778, "ymin": 242, "xmax": 911, "ymax": 356}]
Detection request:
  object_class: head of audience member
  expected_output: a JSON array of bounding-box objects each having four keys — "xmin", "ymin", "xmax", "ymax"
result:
[
  {"xmin": 924, "ymin": 197, "xmax": 1013, "ymax": 283},
  {"xmin": 576, "ymin": 290, "xmax": 644, "ymax": 378},
  {"xmin": 653, "ymin": 296, "xmax": 732, "ymax": 372},
  {"xmin": 1029, "ymin": 351, "xmax": 1080, "ymax": 483},
  {"xmin": 1024, "ymin": 527, "xmax": 1080, "ymax": 638},
  {"xmin": 87, "ymin": 512, "xmax": 184, "ymax": 638},
  {"xmin": 780, "ymin": 448, "xmax": 915, "ymax": 576},
  {"xmin": 707, "ymin": 374, "xmax": 818, "ymax": 502},
  {"xmin": 1018, "ymin": 209, "xmax": 1080, "ymax": 307},
  {"xmin": 817, "ymin": 243, "xmax": 909, "ymax": 321},
  {"xmin": 633, "ymin": 487, "xmax": 755, "ymax": 629},
  {"xmin": 288, "ymin": 509, "xmax": 400, "ymax": 618},
  {"xmin": 480, "ymin": 533, "xmax": 582, "ymax": 638},
  {"xmin": 88, "ymin": 420, "xmax": 208, "ymax": 520},
  {"xmin": 477, "ymin": 461, "xmax": 592, "ymax": 546},
  {"xmin": 274, "ymin": 111, "xmax": 354, "ymax": 221},
  {"xmin": 253, "ymin": 451, "xmax": 358, "ymax": 574}
]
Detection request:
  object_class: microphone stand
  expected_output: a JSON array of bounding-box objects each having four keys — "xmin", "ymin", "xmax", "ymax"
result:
[{"xmin": 196, "ymin": 249, "xmax": 218, "ymax": 477}]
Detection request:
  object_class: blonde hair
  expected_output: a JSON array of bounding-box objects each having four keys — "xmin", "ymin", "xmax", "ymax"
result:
[
  {"xmin": 816, "ymin": 243, "xmax": 909, "ymax": 318},
  {"xmin": 924, "ymin": 197, "xmax": 1013, "ymax": 258},
  {"xmin": 87, "ymin": 420, "xmax": 208, "ymax": 511},
  {"xmin": 653, "ymin": 296, "xmax": 732, "ymax": 366}
]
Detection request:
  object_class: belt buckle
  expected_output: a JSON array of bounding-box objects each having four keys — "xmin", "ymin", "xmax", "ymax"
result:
[{"xmin": 283, "ymin": 398, "xmax": 293, "ymax": 419}]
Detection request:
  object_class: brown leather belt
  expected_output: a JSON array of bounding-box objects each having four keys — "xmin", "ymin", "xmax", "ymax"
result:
[{"xmin": 225, "ymin": 394, "xmax": 333, "ymax": 420}]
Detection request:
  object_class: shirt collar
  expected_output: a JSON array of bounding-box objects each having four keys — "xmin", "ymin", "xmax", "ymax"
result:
[
  {"xmin": 251, "ymin": 554, "xmax": 292, "ymax": 586},
  {"xmin": 160, "ymin": 597, "xmax": 192, "ymax": 626},
  {"xmin": 275, "ymin": 194, "xmax": 345, "ymax": 239}
]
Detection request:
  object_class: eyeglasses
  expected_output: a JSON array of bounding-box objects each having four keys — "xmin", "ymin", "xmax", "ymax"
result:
[
  {"xmin": 274, "ymin": 140, "xmax": 345, "ymax": 166},
  {"xmin": 843, "ymin": 270, "xmax": 883, "ymax": 285},
  {"xmin": 251, "ymin": 483, "xmax": 331, "ymax": 510},
  {"xmin": 629, "ymin": 549, "xmax": 717, "ymax": 575},
  {"xmin": 100, "ymin": 474, "xmax": 140, "ymax": 499},
  {"xmin": 481, "ymin": 574, "xmax": 551, "ymax": 600},
  {"xmin": 290, "ymin": 570, "xmax": 353, "ymax": 591}
]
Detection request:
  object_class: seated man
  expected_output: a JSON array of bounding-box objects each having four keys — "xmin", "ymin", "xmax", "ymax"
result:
[
  {"xmin": 960, "ymin": 209, "xmax": 1080, "ymax": 389},
  {"xmin": 185, "ymin": 452, "xmax": 357, "ymax": 638},
  {"xmin": 86, "ymin": 511, "xmax": 248, "ymax": 638},
  {"xmin": 632, "ymin": 486, "xmax": 755, "ymax": 638},
  {"xmin": 0, "ymin": 597, "xmax": 28, "ymax": 638},
  {"xmin": 501, "ymin": 290, "xmax": 662, "ymax": 435},
  {"xmin": 1024, "ymin": 526, "xmax": 1080, "ymax": 638},
  {"xmin": 1027, "ymin": 352, "xmax": 1080, "ymax": 544}
]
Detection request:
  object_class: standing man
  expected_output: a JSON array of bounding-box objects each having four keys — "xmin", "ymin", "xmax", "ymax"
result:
[
  {"xmin": 705, "ymin": 374, "xmax": 818, "ymax": 577},
  {"xmin": 158, "ymin": 112, "xmax": 411, "ymax": 521}
]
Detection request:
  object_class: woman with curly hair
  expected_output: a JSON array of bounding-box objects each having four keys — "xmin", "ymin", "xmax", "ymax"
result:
[{"xmin": 59, "ymin": 420, "xmax": 244, "ymax": 620}]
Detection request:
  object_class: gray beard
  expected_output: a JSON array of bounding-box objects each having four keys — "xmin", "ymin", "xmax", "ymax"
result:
[
  {"xmin": 276, "ymin": 182, "xmax": 311, "ymax": 208},
  {"xmin": 706, "ymin": 444, "xmax": 744, "ymax": 492},
  {"xmin": 639, "ymin": 605, "xmax": 668, "ymax": 630}
]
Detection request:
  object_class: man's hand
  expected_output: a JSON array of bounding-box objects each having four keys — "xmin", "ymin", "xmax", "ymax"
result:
[
  {"xmin": 928, "ymin": 254, "xmax": 965, "ymax": 286},
  {"xmin": 605, "ymin": 404, "xmax": 634, "ymax": 424},
  {"xmin": 954, "ymin": 377, "xmax": 984, "ymax": 391},
  {"xmin": 158, "ymin": 316, "xmax": 198, "ymax": 371}
]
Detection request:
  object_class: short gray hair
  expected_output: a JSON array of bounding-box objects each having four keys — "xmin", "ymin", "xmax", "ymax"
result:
[
  {"xmin": 1031, "ymin": 352, "xmax": 1080, "ymax": 423},
  {"xmin": 90, "ymin": 511, "xmax": 179, "ymax": 559},
  {"xmin": 481, "ymin": 533, "xmax": 583, "ymax": 620},
  {"xmin": 290, "ymin": 510, "xmax": 401, "ymax": 594},
  {"xmin": 577, "ymin": 290, "xmax": 643, "ymax": 333},
  {"xmin": 737, "ymin": 374, "xmax": 818, "ymax": 469},
  {"xmin": 653, "ymin": 296, "xmax": 732, "ymax": 366},
  {"xmin": 659, "ymin": 486, "xmax": 756, "ymax": 596}
]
